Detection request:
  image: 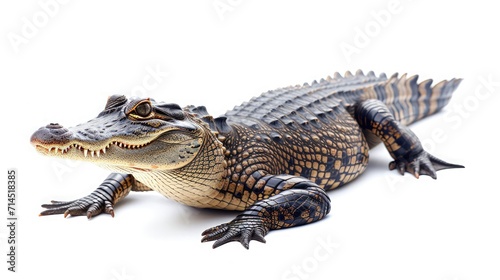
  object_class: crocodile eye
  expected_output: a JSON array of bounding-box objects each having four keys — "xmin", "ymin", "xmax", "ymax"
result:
[{"xmin": 134, "ymin": 102, "xmax": 152, "ymax": 117}]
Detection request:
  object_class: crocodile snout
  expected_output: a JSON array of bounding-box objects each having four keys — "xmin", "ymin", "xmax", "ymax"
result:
[{"xmin": 30, "ymin": 123, "xmax": 73, "ymax": 146}]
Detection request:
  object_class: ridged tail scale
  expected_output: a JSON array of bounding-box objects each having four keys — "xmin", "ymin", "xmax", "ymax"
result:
[{"xmin": 359, "ymin": 72, "xmax": 462, "ymax": 126}]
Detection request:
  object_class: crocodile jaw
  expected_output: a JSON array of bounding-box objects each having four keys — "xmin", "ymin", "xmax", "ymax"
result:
[
  {"xmin": 33, "ymin": 139, "xmax": 151, "ymax": 159},
  {"xmin": 31, "ymin": 123, "xmax": 203, "ymax": 171}
]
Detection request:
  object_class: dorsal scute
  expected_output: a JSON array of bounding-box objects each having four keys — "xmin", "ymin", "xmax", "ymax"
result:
[
  {"xmin": 185, "ymin": 105, "xmax": 233, "ymax": 135},
  {"xmin": 214, "ymin": 117, "xmax": 232, "ymax": 134},
  {"xmin": 98, "ymin": 95, "xmax": 128, "ymax": 117},
  {"xmin": 104, "ymin": 95, "xmax": 127, "ymax": 110},
  {"xmin": 223, "ymin": 70, "xmax": 387, "ymax": 128},
  {"xmin": 188, "ymin": 106, "xmax": 210, "ymax": 117}
]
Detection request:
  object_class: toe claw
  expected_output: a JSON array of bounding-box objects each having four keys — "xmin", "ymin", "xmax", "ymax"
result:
[
  {"xmin": 397, "ymin": 162, "xmax": 405, "ymax": 176},
  {"xmin": 212, "ymin": 230, "xmax": 239, "ymax": 249},
  {"xmin": 390, "ymin": 151, "xmax": 462, "ymax": 179},
  {"xmin": 63, "ymin": 206, "xmax": 86, "ymax": 218},
  {"xmin": 104, "ymin": 201, "xmax": 115, "ymax": 217},
  {"xmin": 389, "ymin": 161, "xmax": 396, "ymax": 170},
  {"xmin": 253, "ymin": 228, "xmax": 267, "ymax": 244},
  {"xmin": 107, "ymin": 209, "xmax": 115, "ymax": 218},
  {"xmin": 40, "ymin": 194, "xmax": 115, "ymax": 219},
  {"xmin": 202, "ymin": 217, "xmax": 269, "ymax": 249},
  {"xmin": 240, "ymin": 230, "xmax": 252, "ymax": 249},
  {"xmin": 408, "ymin": 162, "xmax": 420, "ymax": 178},
  {"xmin": 201, "ymin": 223, "xmax": 230, "ymax": 243}
]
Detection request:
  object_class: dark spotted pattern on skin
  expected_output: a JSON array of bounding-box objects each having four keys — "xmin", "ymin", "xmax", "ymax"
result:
[
  {"xmin": 202, "ymin": 176, "xmax": 330, "ymax": 249},
  {"xmin": 198, "ymin": 71, "xmax": 462, "ymax": 247},
  {"xmin": 35, "ymin": 70, "xmax": 463, "ymax": 249}
]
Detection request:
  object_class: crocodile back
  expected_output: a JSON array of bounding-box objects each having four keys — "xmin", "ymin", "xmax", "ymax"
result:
[
  {"xmin": 223, "ymin": 70, "xmax": 461, "ymax": 128},
  {"xmin": 223, "ymin": 70, "xmax": 383, "ymax": 128}
]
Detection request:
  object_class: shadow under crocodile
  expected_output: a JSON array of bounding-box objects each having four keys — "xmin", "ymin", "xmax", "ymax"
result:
[{"xmin": 108, "ymin": 154, "xmax": 391, "ymax": 241}]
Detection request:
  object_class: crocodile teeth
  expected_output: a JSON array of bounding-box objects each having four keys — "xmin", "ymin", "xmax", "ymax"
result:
[
  {"xmin": 108, "ymin": 141, "xmax": 151, "ymax": 150},
  {"xmin": 46, "ymin": 144, "xmax": 114, "ymax": 157}
]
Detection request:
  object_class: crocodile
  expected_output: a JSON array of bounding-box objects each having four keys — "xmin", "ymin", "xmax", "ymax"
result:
[{"xmin": 31, "ymin": 70, "xmax": 463, "ymax": 249}]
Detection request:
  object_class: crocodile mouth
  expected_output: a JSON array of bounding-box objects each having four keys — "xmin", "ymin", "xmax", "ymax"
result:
[{"xmin": 34, "ymin": 139, "xmax": 154, "ymax": 158}]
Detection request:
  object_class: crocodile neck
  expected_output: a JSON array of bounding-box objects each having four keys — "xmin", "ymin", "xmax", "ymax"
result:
[{"xmin": 102, "ymin": 129, "xmax": 229, "ymax": 208}]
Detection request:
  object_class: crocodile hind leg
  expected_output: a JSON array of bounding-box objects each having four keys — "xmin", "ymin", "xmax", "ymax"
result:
[
  {"xmin": 202, "ymin": 175, "xmax": 331, "ymax": 249},
  {"xmin": 40, "ymin": 173, "xmax": 151, "ymax": 219},
  {"xmin": 354, "ymin": 99, "xmax": 464, "ymax": 178}
]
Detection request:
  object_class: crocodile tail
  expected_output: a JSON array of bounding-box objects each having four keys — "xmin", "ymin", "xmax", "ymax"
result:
[{"xmin": 361, "ymin": 73, "xmax": 462, "ymax": 126}]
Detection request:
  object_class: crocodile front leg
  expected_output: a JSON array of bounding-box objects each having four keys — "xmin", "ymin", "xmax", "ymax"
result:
[
  {"xmin": 40, "ymin": 173, "xmax": 150, "ymax": 219},
  {"xmin": 355, "ymin": 99, "xmax": 464, "ymax": 178},
  {"xmin": 202, "ymin": 175, "xmax": 331, "ymax": 249}
]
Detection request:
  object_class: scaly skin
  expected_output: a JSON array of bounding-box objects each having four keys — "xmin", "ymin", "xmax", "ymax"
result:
[{"xmin": 31, "ymin": 70, "xmax": 463, "ymax": 249}]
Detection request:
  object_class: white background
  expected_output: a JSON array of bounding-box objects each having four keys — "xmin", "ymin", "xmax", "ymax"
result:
[{"xmin": 1, "ymin": 1, "xmax": 499, "ymax": 280}]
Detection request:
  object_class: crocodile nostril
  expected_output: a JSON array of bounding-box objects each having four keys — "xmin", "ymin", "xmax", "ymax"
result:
[{"xmin": 47, "ymin": 123, "xmax": 63, "ymax": 129}]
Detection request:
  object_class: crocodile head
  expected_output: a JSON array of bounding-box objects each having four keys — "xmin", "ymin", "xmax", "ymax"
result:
[{"xmin": 30, "ymin": 95, "xmax": 210, "ymax": 173}]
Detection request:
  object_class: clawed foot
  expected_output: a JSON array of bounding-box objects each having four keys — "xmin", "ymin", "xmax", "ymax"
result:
[
  {"xmin": 201, "ymin": 216, "xmax": 269, "ymax": 249},
  {"xmin": 389, "ymin": 150, "xmax": 464, "ymax": 179},
  {"xmin": 40, "ymin": 194, "xmax": 115, "ymax": 219}
]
